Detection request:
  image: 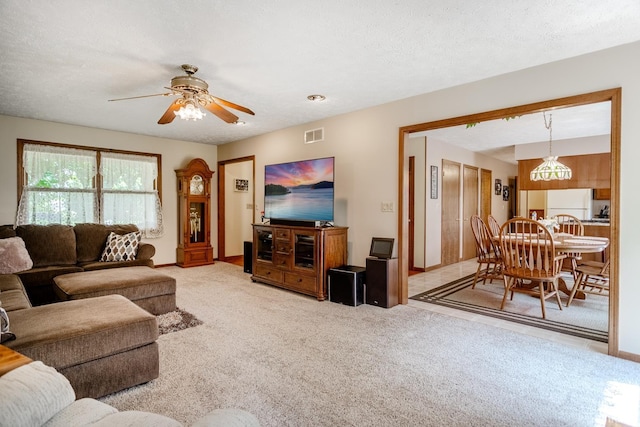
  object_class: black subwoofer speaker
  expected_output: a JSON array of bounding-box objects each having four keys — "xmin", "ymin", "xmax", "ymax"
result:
[{"xmin": 243, "ymin": 241, "xmax": 253, "ymax": 273}]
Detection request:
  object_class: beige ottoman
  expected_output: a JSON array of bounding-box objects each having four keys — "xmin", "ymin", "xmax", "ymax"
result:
[{"xmin": 53, "ymin": 266, "xmax": 176, "ymax": 315}]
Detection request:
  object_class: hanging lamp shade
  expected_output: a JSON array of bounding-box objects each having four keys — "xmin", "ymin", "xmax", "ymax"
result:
[
  {"xmin": 530, "ymin": 112, "xmax": 572, "ymax": 181},
  {"xmin": 530, "ymin": 156, "xmax": 572, "ymax": 181}
]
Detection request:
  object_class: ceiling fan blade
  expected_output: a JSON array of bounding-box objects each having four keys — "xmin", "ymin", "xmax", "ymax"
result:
[
  {"xmin": 210, "ymin": 96, "xmax": 255, "ymax": 116},
  {"xmin": 108, "ymin": 93, "xmax": 172, "ymax": 102},
  {"xmin": 204, "ymin": 101, "xmax": 239, "ymax": 123},
  {"xmin": 157, "ymin": 100, "xmax": 182, "ymax": 124}
]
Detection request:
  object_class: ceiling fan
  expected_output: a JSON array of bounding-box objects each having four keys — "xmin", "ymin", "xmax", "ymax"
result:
[{"xmin": 108, "ymin": 64, "xmax": 255, "ymax": 124}]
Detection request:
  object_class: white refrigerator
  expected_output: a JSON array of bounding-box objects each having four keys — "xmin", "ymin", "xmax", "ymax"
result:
[{"xmin": 545, "ymin": 189, "xmax": 592, "ymax": 220}]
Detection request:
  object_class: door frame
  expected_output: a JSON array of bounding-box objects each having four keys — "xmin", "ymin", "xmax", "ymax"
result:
[
  {"xmin": 217, "ymin": 155, "xmax": 256, "ymax": 261},
  {"xmin": 398, "ymin": 88, "xmax": 621, "ymax": 356}
]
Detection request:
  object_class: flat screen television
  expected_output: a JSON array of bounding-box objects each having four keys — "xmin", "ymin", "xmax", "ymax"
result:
[
  {"xmin": 369, "ymin": 237, "xmax": 394, "ymax": 259},
  {"xmin": 264, "ymin": 157, "xmax": 334, "ymax": 223}
]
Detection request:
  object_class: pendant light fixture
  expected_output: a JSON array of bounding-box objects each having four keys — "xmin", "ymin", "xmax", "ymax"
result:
[{"xmin": 530, "ymin": 112, "xmax": 572, "ymax": 181}]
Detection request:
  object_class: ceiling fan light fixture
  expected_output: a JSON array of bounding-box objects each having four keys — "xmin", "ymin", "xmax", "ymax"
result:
[
  {"xmin": 175, "ymin": 102, "xmax": 205, "ymax": 121},
  {"xmin": 234, "ymin": 120, "xmax": 246, "ymax": 126},
  {"xmin": 530, "ymin": 112, "xmax": 572, "ymax": 181}
]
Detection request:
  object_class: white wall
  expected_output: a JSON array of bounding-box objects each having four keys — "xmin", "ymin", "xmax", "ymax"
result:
[
  {"xmin": 515, "ymin": 134, "xmax": 610, "ymax": 160},
  {"xmin": 218, "ymin": 41, "xmax": 640, "ymax": 356},
  {"xmin": 224, "ymin": 161, "xmax": 254, "ymax": 256},
  {"xmin": 0, "ymin": 115, "xmax": 217, "ymax": 265}
]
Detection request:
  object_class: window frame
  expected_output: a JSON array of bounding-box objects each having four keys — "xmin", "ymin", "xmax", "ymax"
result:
[{"xmin": 16, "ymin": 138, "xmax": 162, "ymax": 224}]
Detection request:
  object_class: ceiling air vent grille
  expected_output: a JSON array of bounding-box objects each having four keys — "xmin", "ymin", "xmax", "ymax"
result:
[{"xmin": 304, "ymin": 128, "xmax": 324, "ymax": 144}]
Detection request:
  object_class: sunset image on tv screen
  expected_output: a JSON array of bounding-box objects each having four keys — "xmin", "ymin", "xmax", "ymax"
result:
[{"xmin": 264, "ymin": 157, "xmax": 334, "ymax": 221}]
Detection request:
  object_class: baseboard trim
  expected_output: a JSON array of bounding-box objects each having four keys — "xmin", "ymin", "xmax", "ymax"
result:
[{"xmin": 617, "ymin": 350, "xmax": 640, "ymax": 363}]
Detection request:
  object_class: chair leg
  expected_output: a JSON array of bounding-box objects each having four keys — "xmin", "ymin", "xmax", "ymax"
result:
[
  {"xmin": 539, "ymin": 282, "xmax": 546, "ymax": 319},
  {"xmin": 472, "ymin": 263, "xmax": 482, "ymax": 289},
  {"xmin": 552, "ymin": 280, "xmax": 563, "ymax": 311},
  {"xmin": 566, "ymin": 272, "xmax": 583, "ymax": 307},
  {"xmin": 500, "ymin": 276, "xmax": 512, "ymax": 310}
]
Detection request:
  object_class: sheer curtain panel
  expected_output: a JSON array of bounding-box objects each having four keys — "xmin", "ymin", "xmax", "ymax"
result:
[
  {"xmin": 100, "ymin": 152, "xmax": 164, "ymax": 238},
  {"xmin": 16, "ymin": 144, "xmax": 97, "ymax": 225}
]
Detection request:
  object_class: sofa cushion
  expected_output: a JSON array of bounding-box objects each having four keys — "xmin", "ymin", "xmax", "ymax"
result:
[
  {"xmin": 4, "ymin": 294, "xmax": 158, "ymax": 370},
  {"xmin": 79, "ymin": 258, "xmax": 154, "ymax": 271},
  {"xmin": 100, "ymin": 231, "xmax": 141, "ymax": 262},
  {"xmin": 74, "ymin": 223, "xmax": 140, "ymax": 263},
  {"xmin": 16, "ymin": 224, "xmax": 76, "ymax": 267},
  {"xmin": 53, "ymin": 266, "xmax": 176, "ymax": 303},
  {"xmin": 16, "ymin": 265, "xmax": 84, "ymax": 290},
  {"xmin": 0, "ymin": 275, "xmax": 31, "ymax": 312},
  {"xmin": 0, "ymin": 237, "xmax": 33, "ymax": 274},
  {"xmin": 0, "ymin": 225, "xmax": 17, "ymax": 239}
]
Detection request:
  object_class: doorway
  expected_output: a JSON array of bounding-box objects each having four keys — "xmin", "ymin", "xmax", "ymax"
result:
[
  {"xmin": 399, "ymin": 88, "xmax": 621, "ymax": 355},
  {"xmin": 217, "ymin": 156, "xmax": 255, "ymax": 262}
]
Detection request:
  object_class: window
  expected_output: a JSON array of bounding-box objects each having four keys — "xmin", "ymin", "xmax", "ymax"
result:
[{"xmin": 16, "ymin": 140, "xmax": 163, "ymax": 238}]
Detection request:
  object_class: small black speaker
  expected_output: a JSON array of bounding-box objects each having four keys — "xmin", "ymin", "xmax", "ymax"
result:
[
  {"xmin": 243, "ymin": 241, "xmax": 253, "ymax": 273},
  {"xmin": 328, "ymin": 266, "xmax": 366, "ymax": 306}
]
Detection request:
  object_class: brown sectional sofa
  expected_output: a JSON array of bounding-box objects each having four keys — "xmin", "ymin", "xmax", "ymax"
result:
[
  {"xmin": 1, "ymin": 274, "xmax": 159, "ymax": 399},
  {"xmin": 0, "ymin": 223, "xmax": 155, "ymax": 305},
  {"xmin": 0, "ymin": 223, "xmax": 161, "ymax": 398}
]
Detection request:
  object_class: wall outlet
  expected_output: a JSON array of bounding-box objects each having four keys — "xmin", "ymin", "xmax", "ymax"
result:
[{"xmin": 381, "ymin": 201, "xmax": 394, "ymax": 212}]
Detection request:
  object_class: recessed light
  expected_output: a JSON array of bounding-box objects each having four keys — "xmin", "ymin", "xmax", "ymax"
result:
[{"xmin": 307, "ymin": 94, "xmax": 326, "ymax": 102}]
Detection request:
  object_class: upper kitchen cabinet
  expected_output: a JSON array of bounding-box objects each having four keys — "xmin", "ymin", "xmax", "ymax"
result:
[{"xmin": 518, "ymin": 153, "xmax": 610, "ymax": 190}]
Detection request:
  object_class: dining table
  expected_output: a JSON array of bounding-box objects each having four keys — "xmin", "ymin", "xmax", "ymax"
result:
[{"xmin": 494, "ymin": 232, "xmax": 610, "ymax": 300}]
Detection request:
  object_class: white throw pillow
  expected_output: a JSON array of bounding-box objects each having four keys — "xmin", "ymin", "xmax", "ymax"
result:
[
  {"xmin": 100, "ymin": 231, "xmax": 141, "ymax": 262},
  {"xmin": 0, "ymin": 237, "xmax": 33, "ymax": 274}
]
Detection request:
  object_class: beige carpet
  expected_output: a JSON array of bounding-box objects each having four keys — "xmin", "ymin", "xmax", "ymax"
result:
[{"xmin": 100, "ymin": 262, "xmax": 640, "ymax": 427}]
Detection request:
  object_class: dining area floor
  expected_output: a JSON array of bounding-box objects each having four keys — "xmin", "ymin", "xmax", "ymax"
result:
[{"xmin": 408, "ymin": 259, "xmax": 608, "ymax": 355}]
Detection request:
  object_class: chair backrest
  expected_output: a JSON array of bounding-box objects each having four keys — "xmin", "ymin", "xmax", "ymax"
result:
[
  {"xmin": 554, "ymin": 214, "xmax": 584, "ymax": 236},
  {"xmin": 487, "ymin": 215, "xmax": 501, "ymax": 237},
  {"xmin": 499, "ymin": 218, "xmax": 562, "ymax": 278},
  {"xmin": 470, "ymin": 215, "xmax": 499, "ymax": 261}
]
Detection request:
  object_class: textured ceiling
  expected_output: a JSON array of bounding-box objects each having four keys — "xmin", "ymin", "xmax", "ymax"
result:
[{"xmin": 1, "ymin": 1, "xmax": 639, "ymax": 148}]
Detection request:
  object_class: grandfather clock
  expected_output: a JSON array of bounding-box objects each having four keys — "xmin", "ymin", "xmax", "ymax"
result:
[{"xmin": 175, "ymin": 158, "xmax": 214, "ymax": 267}]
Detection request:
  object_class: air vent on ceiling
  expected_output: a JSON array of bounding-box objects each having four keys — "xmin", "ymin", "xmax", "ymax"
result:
[{"xmin": 304, "ymin": 128, "xmax": 324, "ymax": 144}]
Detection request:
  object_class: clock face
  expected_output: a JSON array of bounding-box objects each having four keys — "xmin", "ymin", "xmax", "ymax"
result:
[{"xmin": 189, "ymin": 175, "xmax": 204, "ymax": 195}]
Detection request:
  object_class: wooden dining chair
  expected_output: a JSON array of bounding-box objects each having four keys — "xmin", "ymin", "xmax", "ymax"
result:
[
  {"xmin": 554, "ymin": 213, "xmax": 585, "ymax": 280},
  {"xmin": 470, "ymin": 215, "xmax": 502, "ymax": 288},
  {"xmin": 566, "ymin": 259, "xmax": 610, "ymax": 307},
  {"xmin": 487, "ymin": 215, "xmax": 501, "ymax": 237},
  {"xmin": 498, "ymin": 218, "xmax": 566, "ymax": 319}
]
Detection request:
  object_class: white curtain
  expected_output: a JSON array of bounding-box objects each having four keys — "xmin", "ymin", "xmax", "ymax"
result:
[
  {"xmin": 100, "ymin": 152, "xmax": 164, "ymax": 238},
  {"xmin": 16, "ymin": 144, "xmax": 97, "ymax": 225}
]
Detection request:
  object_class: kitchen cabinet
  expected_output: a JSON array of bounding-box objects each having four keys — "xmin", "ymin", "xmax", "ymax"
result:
[
  {"xmin": 593, "ymin": 188, "xmax": 611, "ymax": 200},
  {"xmin": 518, "ymin": 153, "xmax": 610, "ymax": 190}
]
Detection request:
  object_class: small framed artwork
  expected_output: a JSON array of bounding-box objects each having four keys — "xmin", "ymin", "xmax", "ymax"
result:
[
  {"xmin": 502, "ymin": 185, "xmax": 510, "ymax": 201},
  {"xmin": 234, "ymin": 178, "xmax": 249, "ymax": 192},
  {"xmin": 430, "ymin": 165, "xmax": 438, "ymax": 199},
  {"xmin": 494, "ymin": 179, "xmax": 502, "ymax": 195}
]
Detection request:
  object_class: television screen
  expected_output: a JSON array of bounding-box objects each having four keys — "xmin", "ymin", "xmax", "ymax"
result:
[{"xmin": 264, "ymin": 157, "xmax": 334, "ymax": 222}]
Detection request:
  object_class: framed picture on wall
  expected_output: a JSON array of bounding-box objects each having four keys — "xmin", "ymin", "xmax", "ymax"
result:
[
  {"xmin": 503, "ymin": 185, "xmax": 510, "ymax": 201},
  {"xmin": 234, "ymin": 178, "xmax": 249, "ymax": 192},
  {"xmin": 430, "ymin": 165, "xmax": 438, "ymax": 199},
  {"xmin": 495, "ymin": 179, "xmax": 502, "ymax": 195}
]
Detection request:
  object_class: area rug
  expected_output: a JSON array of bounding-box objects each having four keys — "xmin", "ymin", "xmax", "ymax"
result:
[
  {"xmin": 410, "ymin": 273, "xmax": 608, "ymax": 342},
  {"xmin": 157, "ymin": 307, "xmax": 203, "ymax": 335}
]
